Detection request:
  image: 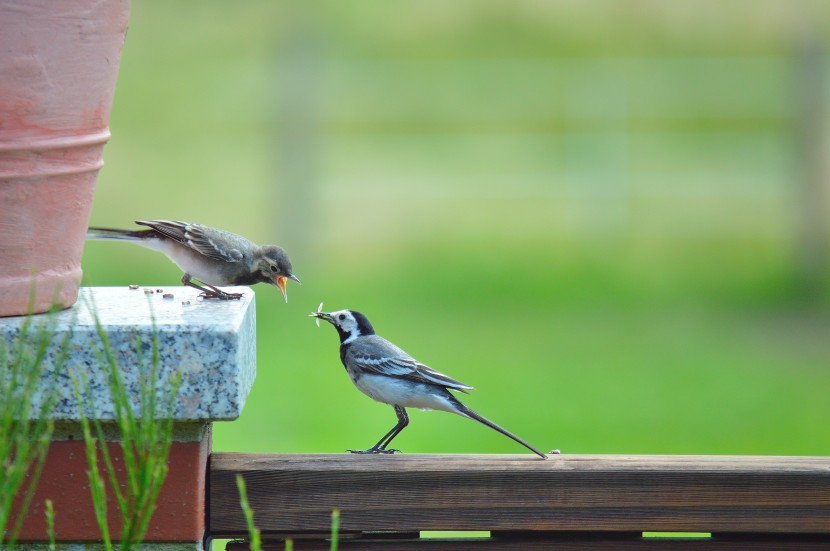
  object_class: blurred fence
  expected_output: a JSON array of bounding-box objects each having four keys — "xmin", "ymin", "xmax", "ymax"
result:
[{"xmin": 278, "ymin": 37, "xmax": 828, "ymax": 290}]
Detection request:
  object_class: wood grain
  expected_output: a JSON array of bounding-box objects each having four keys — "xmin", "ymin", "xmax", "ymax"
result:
[
  {"xmin": 225, "ymin": 534, "xmax": 830, "ymax": 551},
  {"xmin": 209, "ymin": 454, "xmax": 830, "ymax": 537}
]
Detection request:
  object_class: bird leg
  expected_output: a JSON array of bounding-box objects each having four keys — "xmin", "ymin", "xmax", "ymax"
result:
[
  {"xmin": 349, "ymin": 405, "xmax": 409, "ymax": 455},
  {"xmin": 181, "ymin": 274, "xmax": 243, "ymax": 300},
  {"xmin": 200, "ymin": 282, "xmax": 244, "ymax": 300}
]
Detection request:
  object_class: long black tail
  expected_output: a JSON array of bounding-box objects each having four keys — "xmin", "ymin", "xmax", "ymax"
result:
[
  {"xmin": 86, "ymin": 227, "xmax": 150, "ymax": 241},
  {"xmin": 450, "ymin": 396, "xmax": 548, "ymax": 459}
]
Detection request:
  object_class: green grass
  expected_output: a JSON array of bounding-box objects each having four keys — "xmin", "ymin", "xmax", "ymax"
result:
[
  {"xmin": 204, "ymin": 246, "xmax": 829, "ymax": 457},
  {"xmin": 70, "ymin": 316, "xmax": 182, "ymax": 551},
  {"xmin": 643, "ymin": 532, "xmax": 711, "ymax": 538},
  {"xmin": 235, "ymin": 475, "xmax": 262, "ymax": 551},
  {"xmin": 0, "ymin": 307, "xmax": 69, "ymax": 548},
  {"xmin": 81, "ymin": 0, "xmax": 830, "ymax": 458}
]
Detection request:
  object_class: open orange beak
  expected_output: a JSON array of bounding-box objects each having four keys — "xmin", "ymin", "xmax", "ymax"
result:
[{"xmin": 274, "ymin": 273, "xmax": 301, "ymax": 303}]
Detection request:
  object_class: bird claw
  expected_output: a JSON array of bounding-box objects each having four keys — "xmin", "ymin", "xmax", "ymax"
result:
[
  {"xmin": 199, "ymin": 290, "xmax": 244, "ymax": 301},
  {"xmin": 347, "ymin": 448, "xmax": 399, "ymax": 455}
]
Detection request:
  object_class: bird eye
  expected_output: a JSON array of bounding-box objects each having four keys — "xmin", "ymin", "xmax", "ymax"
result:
[
  {"xmin": 269, "ymin": 265, "xmax": 277, "ymax": 272},
  {"xmin": 338, "ymin": 314, "xmax": 346, "ymax": 321}
]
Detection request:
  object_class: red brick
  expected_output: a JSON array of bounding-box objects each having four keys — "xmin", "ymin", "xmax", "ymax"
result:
[{"xmin": 12, "ymin": 429, "xmax": 210, "ymax": 542}]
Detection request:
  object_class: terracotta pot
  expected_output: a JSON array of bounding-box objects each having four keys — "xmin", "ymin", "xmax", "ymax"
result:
[{"xmin": 0, "ymin": 0, "xmax": 131, "ymax": 316}]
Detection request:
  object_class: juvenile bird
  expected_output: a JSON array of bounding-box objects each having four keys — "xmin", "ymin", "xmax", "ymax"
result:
[
  {"xmin": 87, "ymin": 220, "xmax": 300, "ymax": 301},
  {"xmin": 311, "ymin": 308, "xmax": 547, "ymax": 459}
]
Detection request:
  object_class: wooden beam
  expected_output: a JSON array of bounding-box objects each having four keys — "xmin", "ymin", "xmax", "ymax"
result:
[
  {"xmin": 209, "ymin": 454, "xmax": 830, "ymax": 537},
  {"xmin": 226, "ymin": 534, "xmax": 830, "ymax": 551}
]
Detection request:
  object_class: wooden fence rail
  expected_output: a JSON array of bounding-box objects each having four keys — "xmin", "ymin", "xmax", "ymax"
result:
[{"xmin": 210, "ymin": 453, "xmax": 830, "ymax": 550}]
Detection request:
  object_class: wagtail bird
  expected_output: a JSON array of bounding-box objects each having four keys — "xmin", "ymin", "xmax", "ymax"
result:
[
  {"xmin": 310, "ymin": 308, "xmax": 547, "ymax": 458},
  {"xmin": 87, "ymin": 220, "xmax": 300, "ymax": 301}
]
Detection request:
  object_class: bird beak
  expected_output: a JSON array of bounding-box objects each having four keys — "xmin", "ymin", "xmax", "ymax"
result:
[
  {"xmin": 310, "ymin": 302, "xmax": 326, "ymax": 326},
  {"xmin": 274, "ymin": 274, "xmax": 300, "ymax": 303},
  {"xmin": 275, "ymin": 276, "xmax": 289, "ymax": 303},
  {"xmin": 310, "ymin": 311, "xmax": 332, "ymax": 323}
]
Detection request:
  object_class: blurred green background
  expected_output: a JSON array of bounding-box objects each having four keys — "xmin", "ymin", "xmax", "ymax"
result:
[{"xmin": 83, "ymin": 0, "xmax": 830, "ymax": 456}]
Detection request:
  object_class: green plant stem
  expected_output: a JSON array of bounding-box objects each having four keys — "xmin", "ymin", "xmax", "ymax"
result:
[
  {"xmin": 1, "ymin": 305, "xmax": 68, "ymax": 548},
  {"xmin": 330, "ymin": 508, "xmax": 340, "ymax": 551},
  {"xmin": 71, "ymin": 299, "xmax": 182, "ymax": 551},
  {"xmin": 45, "ymin": 499, "xmax": 56, "ymax": 551},
  {"xmin": 235, "ymin": 474, "xmax": 261, "ymax": 551},
  {"xmin": 71, "ymin": 372, "xmax": 113, "ymax": 551}
]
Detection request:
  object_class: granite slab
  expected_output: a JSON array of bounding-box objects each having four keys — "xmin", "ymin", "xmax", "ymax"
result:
[{"xmin": 0, "ymin": 286, "xmax": 256, "ymax": 422}]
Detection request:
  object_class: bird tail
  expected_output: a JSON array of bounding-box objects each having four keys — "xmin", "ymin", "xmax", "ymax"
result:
[
  {"xmin": 86, "ymin": 227, "xmax": 148, "ymax": 241},
  {"xmin": 448, "ymin": 395, "xmax": 548, "ymax": 459}
]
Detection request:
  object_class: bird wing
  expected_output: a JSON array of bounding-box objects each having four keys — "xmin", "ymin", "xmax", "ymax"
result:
[
  {"xmin": 136, "ymin": 220, "xmax": 244, "ymax": 263},
  {"xmin": 347, "ymin": 339, "xmax": 474, "ymax": 392}
]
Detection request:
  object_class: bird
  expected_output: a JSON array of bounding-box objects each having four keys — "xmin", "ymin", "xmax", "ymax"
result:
[
  {"xmin": 86, "ymin": 220, "xmax": 300, "ymax": 301},
  {"xmin": 310, "ymin": 308, "xmax": 547, "ymax": 459}
]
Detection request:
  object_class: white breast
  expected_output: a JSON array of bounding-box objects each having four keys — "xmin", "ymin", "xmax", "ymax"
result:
[
  {"xmin": 136, "ymin": 238, "xmax": 227, "ymax": 285},
  {"xmin": 354, "ymin": 374, "xmax": 459, "ymax": 413}
]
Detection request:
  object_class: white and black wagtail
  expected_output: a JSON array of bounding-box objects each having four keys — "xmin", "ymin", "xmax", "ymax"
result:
[
  {"xmin": 87, "ymin": 220, "xmax": 300, "ymax": 301},
  {"xmin": 311, "ymin": 308, "xmax": 547, "ymax": 459}
]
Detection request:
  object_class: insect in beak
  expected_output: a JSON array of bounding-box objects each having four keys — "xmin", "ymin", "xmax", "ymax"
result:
[{"xmin": 309, "ymin": 302, "xmax": 327, "ymax": 327}]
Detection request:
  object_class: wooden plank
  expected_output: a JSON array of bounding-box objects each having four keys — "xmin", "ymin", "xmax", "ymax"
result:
[
  {"xmin": 208, "ymin": 454, "xmax": 830, "ymax": 536},
  {"xmin": 224, "ymin": 534, "xmax": 830, "ymax": 551}
]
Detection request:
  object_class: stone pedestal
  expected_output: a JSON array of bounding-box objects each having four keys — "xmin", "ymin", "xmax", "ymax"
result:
[{"xmin": 1, "ymin": 286, "xmax": 257, "ymax": 550}]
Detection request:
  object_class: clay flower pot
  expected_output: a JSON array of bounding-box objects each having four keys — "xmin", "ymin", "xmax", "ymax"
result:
[{"xmin": 0, "ymin": 0, "xmax": 131, "ymax": 316}]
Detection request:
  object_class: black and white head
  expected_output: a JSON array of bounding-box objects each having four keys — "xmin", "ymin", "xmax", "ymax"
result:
[
  {"xmin": 255, "ymin": 245, "xmax": 301, "ymax": 302},
  {"xmin": 311, "ymin": 309, "xmax": 375, "ymax": 344}
]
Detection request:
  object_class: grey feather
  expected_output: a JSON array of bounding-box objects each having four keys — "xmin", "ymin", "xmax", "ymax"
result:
[
  {"xmin": 345, "ymin": 335, "xmax": 473, "ymax": 392},
  {"xmin": 136, "ymin": 220, "xmax": 247, "ymax": 263}
]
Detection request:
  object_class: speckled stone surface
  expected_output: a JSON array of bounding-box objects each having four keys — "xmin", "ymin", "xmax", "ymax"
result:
[{"xmin": 0, "ymin": 286, "xmax": 255, "ymax": 423}]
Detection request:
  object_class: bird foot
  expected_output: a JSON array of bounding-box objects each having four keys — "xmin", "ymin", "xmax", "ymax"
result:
[
  {"xmin": 199, "ymin": 290, "xmax": 244, "ymax": 301},
  {"xmin": 347, "ymin": 448, "xmax": 399, "ymax": 455}
]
